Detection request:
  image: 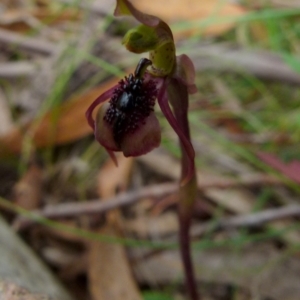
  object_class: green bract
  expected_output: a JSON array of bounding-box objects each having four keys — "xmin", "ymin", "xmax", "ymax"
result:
[{"xmin": 115, "ymin": 0, "xmax": 176, "ymax": 76}]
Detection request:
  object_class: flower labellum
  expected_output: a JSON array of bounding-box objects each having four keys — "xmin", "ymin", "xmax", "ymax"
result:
[{"xmin": 86, "ymin": 58, "xmax": 161, "ymax": 163}]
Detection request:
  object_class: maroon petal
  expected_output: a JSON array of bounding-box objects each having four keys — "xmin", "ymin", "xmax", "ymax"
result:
[
  {"xmin": 94, "ymin": 103, "xmax": 120, "ymax": 166},
  {"xmin": 85, "ymin": 85, "xmax": 118, "ymax": 166},
  {"xmin": 95, "ymin": 104, "xmax": 161, "ymax": 163},
  {"xmin": 174, "ymin": 54, "xmax": 197, "ymax": 94},
  {"xmin": 157, "ymin": 81, "xmax": 195, "ymax": 185},
  {"xmin": 95, "ymin": 103, "xmax": 119, "ymax": 152},
  {"xmin": 85, "ymin": 85, "xmax": 117, "ymax": 129},
  {"xmin": 121, "ymin": 112, "xmax": 161, "ymax": 157}
]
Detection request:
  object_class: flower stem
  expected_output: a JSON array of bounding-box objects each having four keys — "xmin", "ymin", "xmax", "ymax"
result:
[
  {"xmin": 168, "ymin": 78, "xmax": 200, "ymax": 299},
  {"xmin": 178, "ymin": 174, "xmax": 199, "ymax": 300}
]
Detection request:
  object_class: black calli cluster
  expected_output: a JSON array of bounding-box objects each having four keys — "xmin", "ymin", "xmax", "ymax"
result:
[{"xmin": 104, "ymin": 59, "xmax": 157, "ymax": 146}]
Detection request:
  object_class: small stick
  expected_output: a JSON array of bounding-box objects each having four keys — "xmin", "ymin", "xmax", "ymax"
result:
[
  {"xmin": 12, "ymin": 174, "xmax": 282, "ymax": 229},
  {"xmin": 0, "ymin": 28, "xmax": 58, "ymax": 55},
  {"xmin": 12, "ymin": 183, "xmax": 176, "ymax": 229},
  {"xmin": 0, "ymin": 62, "xmax": 36, "ymax": 78},
  {"xmin": 13, "ymin": 186, "xmax": 300, "ymax": 236},
  {"xmin": 191, "ymin": 204, "xmax": 300, "ymax": 237}
]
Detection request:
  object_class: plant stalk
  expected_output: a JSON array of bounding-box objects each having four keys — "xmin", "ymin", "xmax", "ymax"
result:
[
  {"xmin": 168, "ymin": 77, "xmax": 200, "ymax": 300},
  {"xmin": 178, "ymin": 174, "xmax": 199, "ymax": 300}
]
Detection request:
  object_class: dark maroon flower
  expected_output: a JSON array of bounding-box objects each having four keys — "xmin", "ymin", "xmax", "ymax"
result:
[
  {"xmin": 86, "ymin": 59, "xmax": 162, "ymax": 165},
  {"xmin": 86, "ymin": 0, "xmax": 197, "ymax": 184}
]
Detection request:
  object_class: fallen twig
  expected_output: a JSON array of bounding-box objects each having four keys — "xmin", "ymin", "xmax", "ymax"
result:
[
  {"xmin": 32, "ymin": 174, "xmax": 282, "ymax": 218},
  {"xmin": 36, "ymin": 183, "xmax": 176, "ymax": 218},
  {"xmin": 11, "ymin": 173, "xmax": 282, "ymax": 229},
  {"xmin": 190, "ymin": 43, "xmax": 300, "ymax": 85},
  {"xmin": 0, "ymin": 28, "xmax": 58, "ymax": 55},
  {"xmin": 0, "ymin": 62, "xmax": 36, "ymax": 78},
  {"xmin": 191, "ymin": 204, "xmax": 300, "ymax": 237},
  {"xmin": 197, "ymin": 173, "xmax": 281, "ymax": 189}
]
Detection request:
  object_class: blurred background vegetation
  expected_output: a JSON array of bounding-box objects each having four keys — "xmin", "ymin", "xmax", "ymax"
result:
[{"xmin": 1, "ymin": 0, "xmax": 300, "ymax": 299}]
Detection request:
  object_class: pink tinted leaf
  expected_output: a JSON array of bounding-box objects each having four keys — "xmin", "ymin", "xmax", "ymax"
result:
[
  {"xmin": 157, "ymin": 82, "xmax": 195, "ymax": 185},
  {"xmin": 121, "ymin": 112, "xmax": 161, "ymax": 157},
  {"xmin": 257, "ymin": 151, "xmax": 300, "ymax": 183},
  {"xmin": 85, "ymin": 85, "xmax": 117, "ymax": 129},
  {"xmin": 114, "ymin": 0, "xmax": 159, "ymax": 27}
]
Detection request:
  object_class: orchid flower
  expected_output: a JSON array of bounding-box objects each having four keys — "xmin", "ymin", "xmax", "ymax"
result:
[
  {"xmin": 86, "ymin": 0, "xmax": 197, "ymax": 185},
  {"xmin": 86, "ymin": 1, "xmax": 199, "ymax": 299}
]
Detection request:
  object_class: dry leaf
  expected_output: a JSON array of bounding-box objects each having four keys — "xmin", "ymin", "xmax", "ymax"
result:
[
  {"xmin": 88, "ymin": 227, "xmax": 141, "ymax": 300},
  {"xmin": 0, "ymin": 9, "xmax": 32, "ymax": 32},
  {"xmin": 97, "ymin": 154, "xmax": 134, "ymax": 199},
  {"xmin": 258, "ymin": 151, "xmax": 300, "ymax": 184},
  {"xmin": 87, "ymin": 155, "xmax": 142, "ymax": 300},
  {"xmin": 13, "ymin": 163, "xmax": 43, "ymax": 210},
  {"xmin": 0, "ymin": 6, "xmax": 80, "ymax": 33},
  {"xmin": 0, "ymin": 77, "xmax": 120, "ymax": 157},
  {"xmin": 31, "ymin": 8, "xmax": 81, "ymax": 23},
  {"xmin": 97, "ymin": 154, "xmax": 133, "ymax": 224},
  {"xmin": 131, "ymin": 0, "xmax": 247, "ymax": 37}
]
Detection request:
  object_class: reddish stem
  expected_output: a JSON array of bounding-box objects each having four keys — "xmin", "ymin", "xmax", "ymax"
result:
[
  {"xmin": 168, "ymin": 78, "xmax": 200, "ymax": 299},
  {"xmin": 178, "ymin": 163, "xmax": 199, "ymax": 300}
]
